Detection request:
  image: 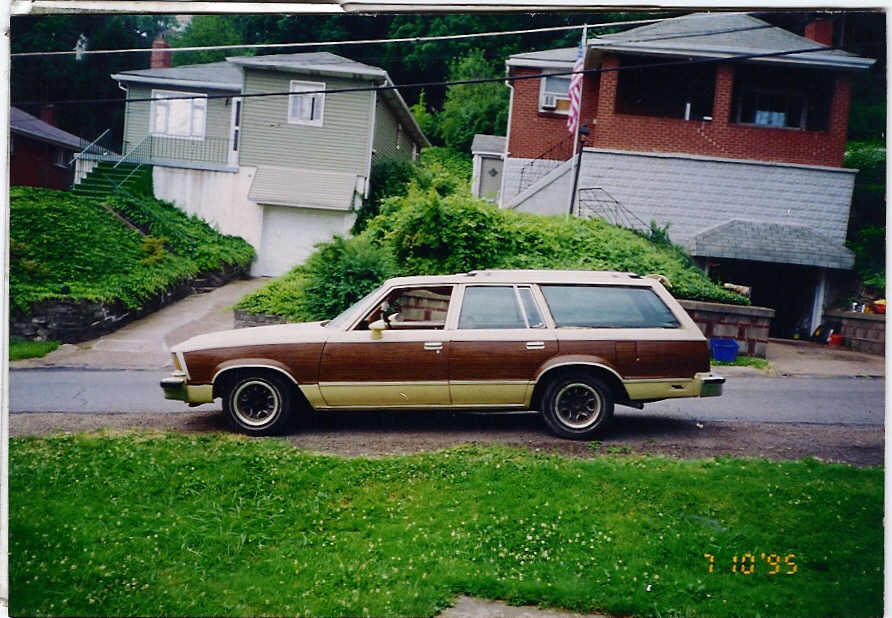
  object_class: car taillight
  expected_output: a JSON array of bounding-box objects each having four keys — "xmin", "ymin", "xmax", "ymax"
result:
[{"xmin": 173, "ymin": 354, "xmax": 182, "ymax": 372}]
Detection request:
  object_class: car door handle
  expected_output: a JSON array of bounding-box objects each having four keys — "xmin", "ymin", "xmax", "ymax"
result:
[
  {"xmin": 526, "ymin": 341, "xmax": 546, "ymax": 350},
  {"xmin": 424, "ymin": 342, "xmax": 443, "ymax": 351}
]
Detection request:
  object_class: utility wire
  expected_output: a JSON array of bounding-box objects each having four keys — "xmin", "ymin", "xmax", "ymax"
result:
[
  {"xmin": 10, "ymin": 14, "xmax": 694, "ymax": 58},
  {"xmin": 13, "ymin": 44, "xmax": 840, "ymax": 108}
]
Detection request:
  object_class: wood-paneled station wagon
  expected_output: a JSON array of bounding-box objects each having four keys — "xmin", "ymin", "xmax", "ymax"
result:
[{"xmin": 162, "ymin": 270, "xmax": 724, "ymax": 439}]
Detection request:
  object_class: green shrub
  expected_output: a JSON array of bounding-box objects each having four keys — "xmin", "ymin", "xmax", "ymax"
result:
[
  {"xmin": 239, "ymin": 187, "xmax": 747, "ymax": 320},
  {"xmin": 848, "ymin": 225, "xmax": 885, "ymax": 290},
  {"xmin": 10, "ymin": 187, "xmax": 254, "ymax": 318}
]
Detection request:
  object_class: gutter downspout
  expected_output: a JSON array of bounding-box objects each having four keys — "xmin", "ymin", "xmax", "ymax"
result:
[{"xmin": 497, "ymin": 64, "xmax": 514, "ymax": 208}]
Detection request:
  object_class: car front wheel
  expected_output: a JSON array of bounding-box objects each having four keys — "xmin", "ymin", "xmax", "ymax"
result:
[
  {"xmin": 541, "ymin": 373, "xmax": 613, "ymax": 440},
  {"xmin": 223, "ymin": 373, "xmax": 294, "ymax": 436}
]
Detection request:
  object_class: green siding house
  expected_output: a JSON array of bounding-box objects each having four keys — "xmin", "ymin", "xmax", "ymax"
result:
[{"xmin": 108, "ymin": 52, "xmax": 428, "ymax": 276}]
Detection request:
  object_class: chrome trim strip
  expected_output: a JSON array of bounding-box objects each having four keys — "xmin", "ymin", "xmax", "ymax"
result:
[
  {"xmin": 212, "ymin": 364, "xmax": 299, "ymax": 385},
  {"xmin": 535, "ymin": 361, "xmax": 624, "ymax": 384},
  {"xmin": 319, "ymin": 380, "xmax": 448, "ymax": 387}
]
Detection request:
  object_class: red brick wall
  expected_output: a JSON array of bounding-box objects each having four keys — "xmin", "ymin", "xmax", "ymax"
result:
[
  {"xmin": 10, "ymin": 135, "xmax": 74, "ymax": 190},
  {"xmin": 507, "ymin": 67, "xmax": 599, "ymax": 161},
  {"xmin": 508, "ymin": 54, "xmax": 851, "ymax": 168}
]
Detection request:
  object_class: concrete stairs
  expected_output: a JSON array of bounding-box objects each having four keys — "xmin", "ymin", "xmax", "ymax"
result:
[{"xmin": 71, "ymin": 162, "xmax": 150, "ymax": 201}]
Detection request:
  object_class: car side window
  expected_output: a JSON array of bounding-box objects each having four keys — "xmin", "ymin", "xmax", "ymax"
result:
[
  {"xmin": 540, "ymin": 285, "xmax": 680, "ymax": 328},
  {"xmin": 355, "ymin": 286, "xmax": 452, "ymax": 330},
  {"xmin": 516, "ymin": 286, "xmax": 546, "ymax": 328},
  {"xmin": 459, "ymin": 286, "xmax": 529, "ymax": 329}
]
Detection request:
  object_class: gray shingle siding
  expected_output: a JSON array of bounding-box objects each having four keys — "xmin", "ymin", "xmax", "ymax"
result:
[
  {"xmin": 238, "ymin": 68, "xmax": 373, "ymax": 176},
  {"xmin": 505, "ymin": 148, "xmax": 857, "ymax": 269}
]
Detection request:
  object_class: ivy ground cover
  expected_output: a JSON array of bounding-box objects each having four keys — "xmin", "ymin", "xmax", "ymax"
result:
[
  {"xmin": 10, "ymin": 187, "xmax": 254, "ymax": 317},
  {"xmin": 10, "ymin": 434, "xmax": 882, "ymax": 617}
]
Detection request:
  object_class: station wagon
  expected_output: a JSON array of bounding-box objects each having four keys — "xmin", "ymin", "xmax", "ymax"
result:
[{"xmin": 162, "ymin": 270, "xmax": 724, "ymax": 439}]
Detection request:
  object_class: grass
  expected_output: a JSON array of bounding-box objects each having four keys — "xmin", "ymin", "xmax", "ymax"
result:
[
  {"xmin": 10, "ymin": 434, "xmax": 882, "ymax": 617},
  {"xmin": 711, "ymin": 355, "xmax": 772, "ymax": 371},
  {"xmin": 9, "ymin": 340, "xmax": 60, "ymax": 360}
]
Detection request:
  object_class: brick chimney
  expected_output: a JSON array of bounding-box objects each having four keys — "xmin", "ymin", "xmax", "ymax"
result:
[
  {"xmin": 804, "ymin": 18, "xmax": 834, "ymax": 46},
  {"xmin": 40, "ymin": 104, "xmax": 56, "ymax": 127},
  {"xmin": 150, "ymin": 35, "xmax": 172, "ymax": 69}
]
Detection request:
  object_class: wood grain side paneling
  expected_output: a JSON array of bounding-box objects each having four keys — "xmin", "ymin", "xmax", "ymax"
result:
[
  {"xmin": 448, "ymin": 340, "xmax": 557, "ymax": 382},
  {"xmin": 319, "ymin": 341, "xmax": 448, "ymax": 382},
  {"xmin": 184, "ymin": 343, "xmax": 324, "ymax": 384}
]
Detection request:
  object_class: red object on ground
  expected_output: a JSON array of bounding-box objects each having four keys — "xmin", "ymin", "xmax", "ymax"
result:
[{"xmin": 828, "ymin": 333, "xmax": 844, "ymax": 347}]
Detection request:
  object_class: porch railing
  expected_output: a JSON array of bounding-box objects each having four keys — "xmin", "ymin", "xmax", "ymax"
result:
[
  {"xmin": 70, "ymin": 129, "xmax": 118, "ymax": 165},
  {"xmin": 120, "ymin": 135, "xmax": 232, "ymax": 167}
]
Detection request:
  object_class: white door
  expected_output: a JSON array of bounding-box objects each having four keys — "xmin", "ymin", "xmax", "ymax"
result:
[{"xmin": 229, "ymin": 97, "xmax": 242, "ymax": 167}]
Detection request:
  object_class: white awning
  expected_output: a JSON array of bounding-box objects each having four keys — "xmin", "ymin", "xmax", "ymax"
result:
[{"xmin": 248, "ymin": 165, "xmax": 361, "ymax": 211}]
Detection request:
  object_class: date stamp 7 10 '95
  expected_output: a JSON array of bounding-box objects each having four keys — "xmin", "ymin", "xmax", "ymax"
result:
[{"xmin": 704, "ymin": 553, "xmax": 798, "ymax": 575}]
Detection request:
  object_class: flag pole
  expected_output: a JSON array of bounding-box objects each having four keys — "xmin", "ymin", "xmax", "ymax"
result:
[{"xmin": 567, "ymin": 24, "xmax": 588, "ymax": 218}]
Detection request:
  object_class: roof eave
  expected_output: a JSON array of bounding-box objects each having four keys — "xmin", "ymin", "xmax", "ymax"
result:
[
  {"xmin": 507, "ymin": 58, "xmax": 574, "ymax": 69},
  {"xmin": 111, "ymin": 73, "xmax": 242, "ymax": 91},
  {"xmin": 587, "ymin": 44, "xmax": 875, "ymax": 71},
  {"xmin": 379, "ymin": 74, "xmax": 431, "ymax": 148},
  {"xmin": 11, "ymin": 127, "xmax": 82, "ymax": 150},
  {"xmin": 228, "ymin": 58, "xmax": 387, "ymax": 81}
]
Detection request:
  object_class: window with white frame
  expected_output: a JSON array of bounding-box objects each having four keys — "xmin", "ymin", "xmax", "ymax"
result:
[
  {"xmin": 151, "ymin": 89, "xmax": 207, "ymax": 139},
  {"xmin": 539, "ymin": 75, "xmax": 572, "ymax": 114},
  {"xmin": 288, "ymin": 80, "xmax": 325, "ymax": 126}
]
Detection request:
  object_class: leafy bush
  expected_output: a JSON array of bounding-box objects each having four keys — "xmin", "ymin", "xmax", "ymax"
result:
[
  {"xmin": 10, "ymin": 187, "xmax": 254, "ymax": 317},
  {"xmin": 438, "ymin": 50, "xmax": 509, "ymax": 153},
  {"xmin": 848, "ymin": 225, "xmax": 885, "ymax": 290},
  {"xmin": 239, "ymin": 186, "xmax": 747, "ymax": 319}
]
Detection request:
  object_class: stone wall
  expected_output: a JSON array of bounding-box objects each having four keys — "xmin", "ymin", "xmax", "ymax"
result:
[
  {"xmin": 233, "ymin": 309, "xmax": 288, "ymax": 329},
  {"xmin": 679, "ymin": 300, "xmax": 775, "ymax": 358},
  {"xmin": 825, "ymin": 309, "xmax": 885, "ymax": 355},
  {"xmin": 11, "ymin": 263, "xmax": 248, "ymax": 343}
]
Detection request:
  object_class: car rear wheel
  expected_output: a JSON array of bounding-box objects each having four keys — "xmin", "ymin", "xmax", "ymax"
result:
[
  {"xmin": 541, "ymin": 373, "xmax": 613, "ymax": 440},
  {"xmin": 223, "ymin": 373, "xmax": 294, "ymax": 436}
]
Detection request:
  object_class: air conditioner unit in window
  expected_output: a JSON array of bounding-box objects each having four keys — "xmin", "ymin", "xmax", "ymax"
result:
[{"xmin": 542, "ymin": 94, "xmax": 558, "ymax": 109}]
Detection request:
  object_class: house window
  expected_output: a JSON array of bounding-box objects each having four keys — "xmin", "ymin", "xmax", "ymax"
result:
[
  {"xmin": 151, "ymin": 89, "xmax": 207, "ymax": 139},
  {"xmin": 616, "ymin": 56, "xmax": 715, "ymax": 120},
  {"xmin": 53, "ymin": 147, "xmax": 68, "ymax": 167},
  {"xmin": 736, "ymin": 90, "xmax": 806, "ymax": 129},
  {"xmin": 731, "ymin": 66, "xmax": 831, "ymax": 132},
  {"xmin": 288, "ymin": 80, "xmax": 325, "ymax": 127},
  {"xmin": 539, "ymin": 76, "xmax": 572, "ymax": 114}
]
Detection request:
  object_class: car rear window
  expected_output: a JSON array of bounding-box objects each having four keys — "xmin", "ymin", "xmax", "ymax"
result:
[{"xmin": 540, "ymin": 285, "xmax": 680, "ymax": 328}]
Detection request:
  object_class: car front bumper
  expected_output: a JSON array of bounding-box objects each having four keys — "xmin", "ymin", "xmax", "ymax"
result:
[
  {"xmin": 695, "ymin": 372, "xmax": 725, "ymax": 397},
  {"xmin": 161, "ymin": 372, "xmax": 214, "ymax": 404}
]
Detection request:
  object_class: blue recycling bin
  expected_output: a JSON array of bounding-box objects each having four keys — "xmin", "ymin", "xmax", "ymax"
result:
[{"xmin": 709, "ymin": 338, "xmax": 739, "ymax": 362}]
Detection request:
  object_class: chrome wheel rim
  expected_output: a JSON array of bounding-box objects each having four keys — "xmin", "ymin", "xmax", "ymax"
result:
[
  {"xmin": 232, "ymin": 380, "xmax": 280, "ymax": 427},
  {"xmin": 554, "ymin": 383, "xmax": 601, "ymax": 429}
]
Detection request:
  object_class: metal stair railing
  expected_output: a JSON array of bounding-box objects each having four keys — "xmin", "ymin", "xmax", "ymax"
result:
[
  {"xmin": 69, "ymin": 128, "xmax": 113, "ymax": 166},
  {"xmin": 114, "ymin": 134, "xmax": 151, "ymax": 169},
  {"xmin": 516, "ymin": 133, "xmax": 575, "ymax": 194}
]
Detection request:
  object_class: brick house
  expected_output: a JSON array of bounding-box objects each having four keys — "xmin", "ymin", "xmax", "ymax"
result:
[
  {"xmin": 499, "ymin": 12, "xmax": 875, "ymax": 337},
  {"xmin": 10, "ymin": 106, "xmax": 86, "ymax": 190}
]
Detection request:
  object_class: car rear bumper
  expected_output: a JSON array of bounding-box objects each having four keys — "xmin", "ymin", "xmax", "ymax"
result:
[
  {"xmin": 161, "ymin": 373, "xmax": 214, "ymax": 404},
  {"xmin": 695, "ymin": 372, "xmax": 725, "ymax": 397}
]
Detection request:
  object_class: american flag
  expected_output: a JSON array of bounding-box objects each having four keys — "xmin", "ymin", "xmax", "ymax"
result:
[{"xmin": 566, "ymin": 33, "xmax": 585, "ymax": 135}]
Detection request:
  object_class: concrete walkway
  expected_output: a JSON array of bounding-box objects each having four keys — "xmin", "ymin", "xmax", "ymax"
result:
[
  {"xmin": 11, "ymin": 278, "xmax": 269, "ymax": 370},
  {"xmin": 719, "ymin": 339, "xmax": 885, "ymax": 378}
]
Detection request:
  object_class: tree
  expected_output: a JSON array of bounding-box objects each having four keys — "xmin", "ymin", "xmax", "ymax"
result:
[
  {"xmin": 438, "ymin": 50, "xmax": 509, "ymax": 153},
  {"xmin": 170, "ymin": 15, "xmax": 254, "ymax": 66}
]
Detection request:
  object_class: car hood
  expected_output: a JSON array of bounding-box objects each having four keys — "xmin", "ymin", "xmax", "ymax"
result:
[{"xmin": 170, "ymin": 322, "xmax": 330, "ymax": 353}]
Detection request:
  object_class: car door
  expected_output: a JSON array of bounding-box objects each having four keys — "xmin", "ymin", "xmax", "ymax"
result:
[
  {"xmin": 448, "ymin": 284, "xmax": 557, "ymax": 406},
  {"xmin": 317, "ymin": 285, "xmax": 456, "ymax": 407}
]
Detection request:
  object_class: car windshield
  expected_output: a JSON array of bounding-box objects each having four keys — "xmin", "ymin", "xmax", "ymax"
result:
[{"xmin": 325, "ymin": 287, "xmax": 382, "ymax": 330}]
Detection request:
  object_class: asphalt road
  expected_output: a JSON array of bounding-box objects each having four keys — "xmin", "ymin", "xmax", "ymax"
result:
[{"xmin": 8, "ymin": 369, "xmax": 885, "ymax": 426}]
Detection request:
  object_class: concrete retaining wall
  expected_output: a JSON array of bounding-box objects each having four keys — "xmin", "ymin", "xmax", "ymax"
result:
[
  {"xmin": 679, "ymin": 299, "xmax": 775, "ymax": 358},
  {"xmin": 233, "ymin": 309, "xmax": 288, "ymax": 329},
  {"xmin": 825, "ymin": 309, "xmax": 885, "ymax": 356},
  {"xmin": 11, "ymin": 264, "xmax": 248, "ymax": 343}
]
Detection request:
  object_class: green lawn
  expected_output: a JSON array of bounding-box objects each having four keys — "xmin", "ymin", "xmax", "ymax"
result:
[
  {"xmin": 711, "ymin": 355, "xmax": 772, "ymax": 371},
  {"xmin": 9, "ymin": 340, "xmax": 60, "ymax": 360},
  {"xmin": 10, "ymin": 434, "xmax": 882, "ymax": 617}
]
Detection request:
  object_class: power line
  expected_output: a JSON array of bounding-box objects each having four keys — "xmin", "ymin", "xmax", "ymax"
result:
[
  {"xmin": 10, "ymin": 15, "xmax": 684, "ymax": 58},
  {"xmin": 12, "ymin": 44, "xmax": 840, "ymax": 109}
]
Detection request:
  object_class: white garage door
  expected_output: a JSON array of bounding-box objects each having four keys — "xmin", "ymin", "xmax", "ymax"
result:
[{"xmin": 252, "ymin": 205, "xmax": 355, "ymax": 277}]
